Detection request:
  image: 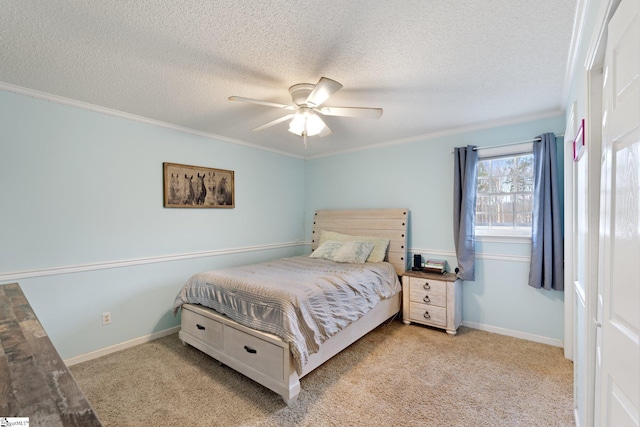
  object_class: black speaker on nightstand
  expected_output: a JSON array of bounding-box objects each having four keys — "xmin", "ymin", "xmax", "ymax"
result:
[{"xmin": 412, "ymin": 254, "xmax": 422, "ymax": 271}]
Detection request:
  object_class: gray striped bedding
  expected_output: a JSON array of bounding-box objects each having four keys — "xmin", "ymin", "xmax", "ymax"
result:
[{"xmin": 172, "ymin": 255, "xmax": 401, "ymax": 373}]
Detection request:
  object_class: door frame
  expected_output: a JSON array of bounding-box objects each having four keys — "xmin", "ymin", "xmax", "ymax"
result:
[{"xmin": 580, "ymin": 1, "xmax": 620, "ymax": 425}]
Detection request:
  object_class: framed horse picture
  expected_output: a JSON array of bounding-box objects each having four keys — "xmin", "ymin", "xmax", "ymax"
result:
[{"xmin": 163, "ymin": 162, "xmax": 234, "ymax": 208}]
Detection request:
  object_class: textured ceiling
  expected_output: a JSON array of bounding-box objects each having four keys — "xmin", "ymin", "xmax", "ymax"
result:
[{"xmin": 1, "ymin": 0, "xmax": 577, "ymax": 158}]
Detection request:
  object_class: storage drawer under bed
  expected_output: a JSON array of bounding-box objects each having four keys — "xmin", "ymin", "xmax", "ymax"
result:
[
  {"xmin": 181, "ymin": 306, "xmax": 224, "ymax": 349},
  {"xmin": 224, "ymin": 325, "xmax": 285, "ymax": 380},
  {"xmin": 180, "ymin": 304, "xmax": 287, "ymax": 382}
]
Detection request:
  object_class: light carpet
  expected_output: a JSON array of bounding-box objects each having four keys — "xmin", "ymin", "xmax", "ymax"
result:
[{"xmin": 70, "ymin": 320, "xmax": 574, "ymax": 426}]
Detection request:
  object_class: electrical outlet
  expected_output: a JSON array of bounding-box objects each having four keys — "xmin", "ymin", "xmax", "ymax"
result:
[{"xmin": 102, "ymin": 312, "xmax": 111, "ymax": 325}]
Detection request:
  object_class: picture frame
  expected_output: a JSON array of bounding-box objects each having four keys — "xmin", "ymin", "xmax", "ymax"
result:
[
  {"xmin": 573, "ymin": 119, "xmax": 585, "ymax": 161},
  {"xmin": 163, "ymin": 162, "xmax": 234, "ymax": 208}
]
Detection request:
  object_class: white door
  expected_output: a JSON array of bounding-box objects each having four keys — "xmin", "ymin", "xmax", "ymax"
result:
[{"xmin": 598, "ymin": 0, "xmax": 640, "ymax": 425}]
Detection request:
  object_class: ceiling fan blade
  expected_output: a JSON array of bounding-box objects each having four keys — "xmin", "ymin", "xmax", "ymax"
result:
[
  {"xmin": 251, "ymin": 114, "xmax": 295, "ymax": 131},
  {"xmin": 229, "ymin": 96, "xmax": 295, "ymax": 110},
  {"xmin": 317, "ymin": 106, "xmax": 383, "ymax": 119},
  {"xmin": 305, "ymin": 77, "xmax": 343, "ymax": 107}
]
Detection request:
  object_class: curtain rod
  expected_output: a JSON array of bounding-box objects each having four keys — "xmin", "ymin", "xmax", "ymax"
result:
[{"xmin": 449, "ymin": 133, "xmax": 563, "ymax": 153}]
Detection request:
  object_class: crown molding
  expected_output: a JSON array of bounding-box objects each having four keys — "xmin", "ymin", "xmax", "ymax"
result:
[
  {"xmin": 305, "ymin": 110, "xmax": 564, "ymax": 160},
  {"xmin": 0, "ymin": 82, "xmax": 303, "ymax": 159},
  {"xmin": 2, "ymin": 82, "xmax": 563, "ymax": 162}
]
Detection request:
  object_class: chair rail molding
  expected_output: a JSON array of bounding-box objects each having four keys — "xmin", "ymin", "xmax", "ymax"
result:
[{"xmin": 0, "ymin": 241, "xmax": 305, "ymax": 282}]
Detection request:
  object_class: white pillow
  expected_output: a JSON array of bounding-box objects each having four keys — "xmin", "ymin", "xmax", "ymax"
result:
[{"xmin": 330, "ymin": 240, "xmax": 375, "ymax": 264}]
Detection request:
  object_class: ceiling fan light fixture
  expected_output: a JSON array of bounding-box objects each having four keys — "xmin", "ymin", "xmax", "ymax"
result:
[
  {"xmin": 229, "ymin": 77, "xmax": 381, "ymax": 148},
  {"xmin": 288, "ymin": 109, "xmax": 325, "ymax": 137}
]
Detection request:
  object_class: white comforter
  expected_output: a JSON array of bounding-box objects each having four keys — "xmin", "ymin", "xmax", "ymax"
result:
[{"xmin": 172, "ymin": 256, "xmax": 401, "ymax": 373}]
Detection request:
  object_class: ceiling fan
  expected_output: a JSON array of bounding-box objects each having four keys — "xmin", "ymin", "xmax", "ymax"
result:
[{"xmin": 229, "ymin": 77, "xmax": 382, "ymax": 148}]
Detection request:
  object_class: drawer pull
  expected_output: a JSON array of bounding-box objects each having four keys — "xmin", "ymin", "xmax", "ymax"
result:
[
  {"xmin": 423, "ymin": 311, "xmax": 431, "ymax": 320},
  {"xmin": 196, "ymin": 324, "xmax": 206, "ymax": 330},
  {"xmin": 423, "ymin": 283, "xmax": 431, "ymax": 290},
  {"xmin": 244, "ymin": 345, "xmax": 257, "ymax": 354},
  {"xmin": 423, "ymin": 295, "xmax": 431, "ymax": 303}
]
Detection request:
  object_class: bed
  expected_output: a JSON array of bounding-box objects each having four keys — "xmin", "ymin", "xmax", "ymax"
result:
[{"xmin": 172, "ymin": 208, "xmax": 408, "ymax": 404}]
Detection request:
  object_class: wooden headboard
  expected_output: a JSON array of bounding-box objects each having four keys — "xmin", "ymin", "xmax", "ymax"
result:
[{"xmin": 311, "ymin": 208, "xmax": 409, "ymax": 276}]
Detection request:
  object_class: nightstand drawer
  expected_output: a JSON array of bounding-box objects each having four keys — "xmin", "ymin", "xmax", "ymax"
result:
[
  {"xmin": 409, "ymin": 277, "xmax": 446, "ymax": 294},
  {"xmin": 408, "ymin": 302, "xmax": 447, "ymax": 327},
  {"xmin": 409, "ymin": 282, "xmax": 446, "ymax": 307}
]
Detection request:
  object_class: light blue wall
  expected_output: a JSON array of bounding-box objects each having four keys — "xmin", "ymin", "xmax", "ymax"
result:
[
  {"xmin": 0, "ymin": 89, "xmax": 306, "ymax": 359},
  {"xmin": 305, "ymin": 115, "xmax": 566, "ymax": 342},
  {"xmin": 0, "ymin": 87, "xmax": 568, "ymax": 359}
]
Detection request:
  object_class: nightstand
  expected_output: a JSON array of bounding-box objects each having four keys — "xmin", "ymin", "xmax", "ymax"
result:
[{"xmin": 402, "ymin": 270, "xmax": 462, "ymax": 335}]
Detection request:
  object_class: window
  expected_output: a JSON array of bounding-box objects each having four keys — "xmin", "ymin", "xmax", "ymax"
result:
[{"xmin": 475, "ymin": 149, "xmax": 534, "ymax": 237}]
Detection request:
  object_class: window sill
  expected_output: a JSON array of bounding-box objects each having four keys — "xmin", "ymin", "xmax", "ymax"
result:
[{"xmin": 475, "ymin": 234, "xmax": 532, "ymax": 244}]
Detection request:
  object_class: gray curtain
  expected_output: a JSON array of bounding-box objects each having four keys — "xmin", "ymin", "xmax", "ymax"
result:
[
  {"xmin": 529, "ymin": 133, "xmax": 564, "ymax": 290},
  {"xmin": 453, "ymin": 145, "xmax": 478, "ymax": 281}
]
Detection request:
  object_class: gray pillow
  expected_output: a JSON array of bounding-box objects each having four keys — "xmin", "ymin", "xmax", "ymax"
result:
[
  {"xmin": 330, "ymin": 240, "xmax": 375, "ymax": 264},
  {"xmin": 309, "ymin": 240, "xmax": 343, "ymax": 260}
]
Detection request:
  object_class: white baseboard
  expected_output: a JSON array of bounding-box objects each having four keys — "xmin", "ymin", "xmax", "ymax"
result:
[
  {"xmin": 462, "ymin": 321, "xmax": 563, "ymax": 348},
  {"xmin": 65, "ymin": 321, "xmax": 563, "ymax": 368},
  {"xmin": 64, "ymin": 326, "xmax": 181, "ymax": 366}
]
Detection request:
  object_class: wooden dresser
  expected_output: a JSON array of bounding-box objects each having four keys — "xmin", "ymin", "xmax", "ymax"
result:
[
  {"xmin": 0, "ymin": 283, "xmax": 102, "ymax": 426},
  {"xmin": 401, "ymin": 270, "xmax": 462, "ymax": 335}
]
